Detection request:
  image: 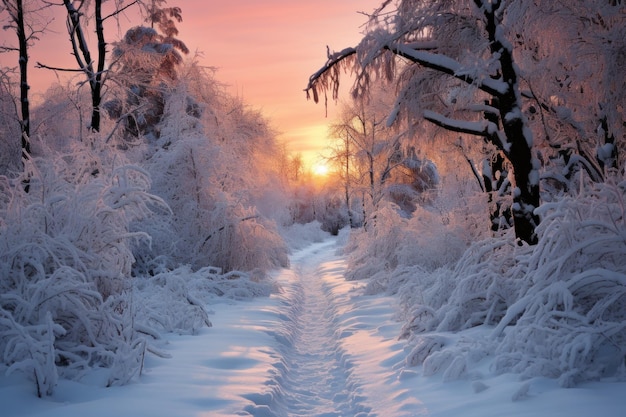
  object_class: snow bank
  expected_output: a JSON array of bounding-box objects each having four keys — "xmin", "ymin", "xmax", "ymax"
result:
[
  {"xmin": 2, "ymin": 238, "xmax": 624, "ymax": 417},
  {"xmin": 280, "ymin": 220, "xmax": 332, "ymax": 252},
  {"xmin": 351, "ymin": 179, "xmax": 626, "ymax": 389}
]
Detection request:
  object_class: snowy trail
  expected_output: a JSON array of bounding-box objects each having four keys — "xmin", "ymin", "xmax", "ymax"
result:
[
  {"xmin": 0, "ymin": 237, "xmax": 422, "ymax": 417},
  {"xmin": 243, "ymin": 239, "xmax": 424, "ymax": 417},
  {"xmin": 245, "ymin": 240, "xmax": 368, "ymax": 416},
  {"xmin": 3, "ymin": 236, "xmax": 626, "ymax": 417}
]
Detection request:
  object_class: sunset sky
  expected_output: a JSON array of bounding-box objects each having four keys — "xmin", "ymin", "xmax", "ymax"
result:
[{"xmin": 1, "ymin": 0, "xmax": 382, "ymax": 168}]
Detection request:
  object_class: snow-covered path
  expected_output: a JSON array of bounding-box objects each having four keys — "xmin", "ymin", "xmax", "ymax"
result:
[
  {"xmin": 261, "ymin": 258, "xmax": 364, "ymax": 415},
  {"xmin": 246, "ymin": 241, "xmax": 370, "ymax": 416},
  {"xmin": 3, "ymin": 236, "xmax": 626, "ymax": 417}
]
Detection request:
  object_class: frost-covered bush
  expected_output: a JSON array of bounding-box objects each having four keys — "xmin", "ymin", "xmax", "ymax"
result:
[
  {"xmin": 280, "ymin": 221, "xmax": 330, "ymax": 252},
  {"xmin": 399, "ymin": 233, "xmax": 520, "ymax": 336},
  {"xmin": 0, "ymin": 138, "xmax": 275, "ymax": 395},
  {"xmin": 345, "ymin": 201, "xmax": 468, "ymax": 293},
  {"xmin": 201, "ymin": 204, "xmax": 289, "ymax": 272},
  {"xmin": 127, "ymin": 265, "xmax": 274, "ymax": 334},
  {"xmin": 398, "ymin": 179, "xmax": 626, "ymax": 386},
  {"xmin": 492, "ymin": 179, "xmax": 626, "ymax": 387},
  {"xmin": 140, "ymin": 134, "xmax": 289, "ymax": 272},
  {"xmin": 0, "ymin": 145, "xmax": 167, "ymax": 395},
  {"xmin": 317, "ymin": 194, "xmax": 349, "ymax": 236}
]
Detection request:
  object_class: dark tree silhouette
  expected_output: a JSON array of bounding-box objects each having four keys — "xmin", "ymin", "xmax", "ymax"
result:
[
  {"xmin": 1, "ymin": 0, "xmax": 50, "ymax": 189},
  {"xmin": 37, "ymin": 0, "xmax": 140, "ymax": 133}
]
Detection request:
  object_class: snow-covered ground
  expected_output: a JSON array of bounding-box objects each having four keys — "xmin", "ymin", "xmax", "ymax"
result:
[{"xmin": 2, "ymin": 237, "xmax": 625, "ymax": 417}]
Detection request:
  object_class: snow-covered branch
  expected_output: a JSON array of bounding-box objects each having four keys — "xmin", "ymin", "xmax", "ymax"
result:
[
  {"xmin": 305, "ymin": 47, "xmax": 357, "ymax": 103},
  {"xmin": 423, "ymin": 110, "xmax": 497, "ymax": 138},
  {"xmin": 387, "ymin": 42, "xmax": 508, "ymax": 97}
]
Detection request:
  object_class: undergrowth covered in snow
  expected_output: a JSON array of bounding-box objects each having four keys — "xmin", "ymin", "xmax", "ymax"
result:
[
  {"xmin": 0, "ymin": 144, "xmax": 278, "ymax": 397},
  {"xmin": 345, "ymin": 177, "xmax": 626, "ymax": 388},
  {"xmin": 280, "ymin": 220, "xmax": 332, "ymax": 252}
]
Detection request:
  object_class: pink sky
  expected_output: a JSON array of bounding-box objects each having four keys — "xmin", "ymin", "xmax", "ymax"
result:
[
  {"xmin": 1, "ymin": 0, "xmax": 381, "ymax": 167},
  {"xmin": 181, "ymin": 0, "xmax": 381, "ymax": 166}
]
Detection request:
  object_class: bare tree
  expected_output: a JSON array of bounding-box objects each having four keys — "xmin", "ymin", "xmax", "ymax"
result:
[
  {"xmin": 328, "ymin": 123, "xmax": 356, "ymax": 228},
  {"xmin": 328, "ymin": 92, "xmax": 415, "ymax": 229},
  {"xmin": 1, "ymin": 0, "xmax": 48, "ymax": 181},
  {"xmin": 37, "ymin": 0, "xmax": 140, "ymax": 133}
]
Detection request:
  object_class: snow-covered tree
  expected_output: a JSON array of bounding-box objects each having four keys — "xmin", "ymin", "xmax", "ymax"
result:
[
  {"xmin": 307, "ymin": 0, "xmax": 541, "ymax": 244},
  {"xmin": 132, "ymin": 61, "xmax": 289, "ymax": 273},
  {"xmin": 333, "ymin": 98, "xmax": 401, "ymax": 227},
  {"xmin": 328, "ymin": 122, "xmax": 357, "ymax": 228},
  {"xmin": 109, "ymin": 0, "xmax": 189, "ymax": 139},
  {"xmin": 509, "ymin": 0, "xmax": 625, "ymax": 184},
  {"xmin": 328, "ymin": 84, "xmax": 440, "ymax": 229}
]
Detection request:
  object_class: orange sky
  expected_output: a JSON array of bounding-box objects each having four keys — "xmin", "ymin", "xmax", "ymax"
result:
[
  {"xmin": 181, "ymin": 0, "xmax": 381, "ymax": 167},
  {"xmin": 1, "ymin": 0, "xmax": 381, "ymax": 168}
]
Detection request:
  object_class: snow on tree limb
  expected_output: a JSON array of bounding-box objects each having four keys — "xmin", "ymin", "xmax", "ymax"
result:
[
  {"xmin": 423, "ymin": 110, "xmax": 495, "ymax": 138},
  {"xmin": 306, "ymin": 47, "xmax": 357, "ymax": 104},
  {"xmin": 305, "ymin": 41, "xmax": 509, "ymax": 107},
  {"xmin": 387, "ymin": 43, "xmax": 509, "ymax": 97}
]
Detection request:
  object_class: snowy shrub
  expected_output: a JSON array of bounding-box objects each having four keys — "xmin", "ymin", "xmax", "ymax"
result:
[
  {"xmin": 345, "ymin": 201, "xmax": 468, "ymax": 294},
  {"xmin": 346, "ymin": 204, "xmax": 410, "ymax": 283},
  {"xmin": 397, "ymin": 179, "xmax": 626, "ymax": 386},
  {"xmin": 202, "ymin": 205, "xmax": 289, "ymax": 273},
  {"xmin": 0, "ymin": 145, "xmax": 168, "ymax": 395},
  {"xmin": 142, "ymin": 139, "xmax": 289, "ymax": 273},
  {"xmin": 130, "ymin": 264, "xmax": 273, "ymax": 337},
  {"xmin": 0, "ymin": 142, "xmax": 269, "ymax": 394},
  {"xmin": 315, "ymin": 194, "xmax": 349, "ymax": 236},
  {"xmin": 396, "ymin": 205, "xmax": 468, "ymax": 270},
  {"xmin": 0, "ymin": 310, "xmax": 62, "ymax": 397},
  {"xmin": 280, "ymin": 221, "xmax": 329, "ymax": 252},
  {"xmin": 492, "ymin": 180, "xmax": 626, "ymax": 387},
  {"xmin": 405, "ymin": 335, "xmax": 446, "ymax": 367}
]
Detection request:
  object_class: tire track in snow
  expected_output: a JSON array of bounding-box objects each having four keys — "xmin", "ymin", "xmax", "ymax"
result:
[{"xmin": 243, "ymin": 240, "xmax": 371, "ymax": 417}]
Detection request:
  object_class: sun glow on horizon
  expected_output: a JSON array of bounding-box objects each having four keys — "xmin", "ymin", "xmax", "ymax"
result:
[{"xmin": 312, "ymin": 163, "xmax": 330, "ymax": 177}]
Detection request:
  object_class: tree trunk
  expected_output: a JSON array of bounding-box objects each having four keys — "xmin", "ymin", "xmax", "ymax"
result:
[
  {"xmin": 483, "ymin": 152, "xmax": 511, "ymax": 232},
  {"xmin": 482, "ymin": 99, "xmax": 511, "ymax": 232},
  {"xmin": 16, "ymin": 0, "xmax": 30, "ymax": 148},
  {"xmin": 91, "ymin": 0, "xmax": 105, "ymax": 132},
  {"xmin": 7, "ymin": 0, "xmax": 32, "ymax": 192},
  {"xmin": 496, "ymin": 51, "xmax": 540, "ymax": 245},
  {"xmin": 482, "ymin": 0, "xmax": 540, "ymax": 245},
  {"xmin": 63, "ymin": 0, "xmax": 104, "ymax": 132},
  {"xmin": 344, "ymin": 142, "xmax": 354, "ymax": 228}
]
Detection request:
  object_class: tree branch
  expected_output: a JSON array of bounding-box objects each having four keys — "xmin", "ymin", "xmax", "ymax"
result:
[
  {"xmin": 201, "ymin": 215, "xmax": 260, "ymax": 248},
  {"xmin": 305, "ymin": 47, "xmax": 357, "ymax": 103},
  {"xmin": 35, "ymin": 62, "xmax": 85, "ymax": 72},
  {"xmin": 387, "ymin": 42, "xmax": 508, "ymax": 97},
  {"xmin": 423, "ymin": 110, "xmax": 496, "ymax": 137},
  {"xmin": 102, "ymin": 0, "xmax": 139, "ymax": 21}
]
